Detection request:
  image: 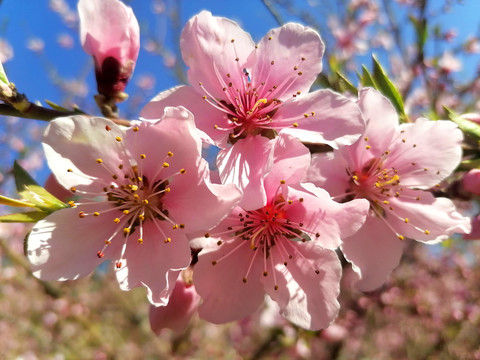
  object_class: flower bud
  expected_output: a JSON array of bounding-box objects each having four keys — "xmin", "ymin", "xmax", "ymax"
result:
[
  {"xmin": 149, "ymin": 279, "xmax": 200, "ymax": 334},
  {"xmin": 78, "ymin": 0, "xmax": 140, "ymax": 100}
]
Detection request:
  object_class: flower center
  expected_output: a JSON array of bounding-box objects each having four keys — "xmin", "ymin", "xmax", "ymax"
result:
[{"xmin": 67, "ymin": 125, "xmax": 186, "ymax": 268}]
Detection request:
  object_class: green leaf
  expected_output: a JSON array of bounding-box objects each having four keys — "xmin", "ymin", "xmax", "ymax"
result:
[
  {"xmin": 371, "ymin": 55, "xmax": 407, "ymax": 121},
  {"xmin": 359, "ymin": 65, "xmax": 375, "ymax": 88},
  {"xmin": 13, "ymin": 161, "xmax": 67, "ymax": 212},
  {"xmin": 336, "ymin": 72, "xmax": 358, "ymax": 94},
  {"xmin": 0, "ymin": 194, "xmax": 36, "ymax": 208},
  {"xmin": 409, "ymin": 15, "xmax": 428, "ymax": 50},
  {"xmin": 0, "ymin": 62, "xmax": 8, "ymax": 84},
  {"xmin": 45, "ymin": 100, "xmax": 70, "ymax": 112},
  {"xmin": 445, "ymin": 106, "xmax": 480, "ymax": 140},
  {"xmin": 0, "ymin": 211, "xmax": 49, "ymax": 223}
]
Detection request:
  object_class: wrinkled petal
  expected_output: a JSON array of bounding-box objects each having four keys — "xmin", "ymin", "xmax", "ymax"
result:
[
  {"xmin": 43, "ymin": 115, "xmax": 128, "ymax": 193},
  {"xmin": 290, "ymin": 185, "xmax": 369, "ymax": 249},
  {"xmin": 140, "ymin": 85, "xmax": 219, "ymax": 145},
  {"xmin": 149, "ymin": 279, "xmax": 200, "ymax": 333},
  {"xmin": 217, "ymin": 136, "xmax": 273, "ymax": 211},
  {"xmin": 305, "ymin": 152, "xmax": 351, "ymax": 199},
  {"xmin": 27, "ymin": 204, "xmax": 122, "ymax": 281},
  {"xmin": 341, "ymin": 214, "xmax": 405, "ymax": 292},
  {"xmin": 180, "ymin": 10, "xmax": 255, "ymax": 99},
  {"xmin": 276, "ymin": 89, "xmax": 365, "ymax": 148},
  {"xmin": 390, "ymin": 119, "xmax": 463, "ymax": 189},
  {"xmin": 115, "ymin": 221, "xmax": 191, "ymax": 306},
  {"xmin": 264, "ymin": 242, "xmax": 341, "ymax": 330},
  {"xmin": 195, "ymin": 240, "xmax": 265, "ymax": 323},
  {"xmin": 263, "ymin": 132, "xmax": 310, "ymax": 195},
  {"xmin": 386, "ymin": 189, "xmax": 471, "ymax": 242},
  {"xmin": 249, "ymin": 23, "xmax": 324, "ymax": 100}
]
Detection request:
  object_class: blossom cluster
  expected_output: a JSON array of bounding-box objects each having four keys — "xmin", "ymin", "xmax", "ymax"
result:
[{"xmin": 14, "ymin": 1, "xmax": 471, "ymax": 333}]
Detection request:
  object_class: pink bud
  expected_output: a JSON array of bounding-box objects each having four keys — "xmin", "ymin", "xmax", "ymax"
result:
[
  {"xmin": 462, "ymin": 169, "xmax": 480, "ymax": 196},
  {"xmin": 149, "ymin": 279, "xmax": 200, "ymax": 334},
  {"xmin": 78, "ymin": 0, "xmax": 140, "ymax": 99}
]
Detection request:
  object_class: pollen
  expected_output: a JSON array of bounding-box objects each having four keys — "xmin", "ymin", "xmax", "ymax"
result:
[
  {"xmin": 424, "ymin": 230, "xmax": 430, "ymax": 235},
  {"xmin": 138, "ymin": 238, "xmax": 143, "ymax": 244},
  {"xmin": 140, "ymin": 154, "xmax": 146, "ymax": 159},
  {"xmin": 123, "ymin": 228, "xmax": 130, "ymax": 234},
  {"xmin": 398, "ymin": 235, "xmax": 405, "ymax": 240},
  {"xmin": 114, "ymin": 218, "xmax": 120, "ymax": 223},
  {"xmin": 67, "ymin": 168, "xmax": 73, "ymax": 172},
  {"xmin": 163, "ymin": 162, "xmax": 170, "ymax": 168},
  {"xmin": 167, "ymin": 151, "xmax": 173, "ymax": 157},
  {"xmin": 123, "ymin": 210, "xmax": 130, "ymax": 215},
  {"xmin": 132, "ymin": 126, "xmax": 139, "ymax": 132},
  {"xmin": 68, "ymin": 201, "xmax": 75, "ymax": 207},
  {"xmin": 292, "ymin": 122, "xmax": 298, "ymax": 127},
  {"xmin": 93, "ymin": 212, "xmax": 100, "ymax": 217},
  {"xmin": 115, "ymin": 136, "xmax": 122, "ymax": 142}
]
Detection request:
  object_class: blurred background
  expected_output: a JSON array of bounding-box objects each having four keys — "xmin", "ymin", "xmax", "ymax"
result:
[{"xmin": 0, "ymin": 0, "xmax": 480, "ymax": 358}]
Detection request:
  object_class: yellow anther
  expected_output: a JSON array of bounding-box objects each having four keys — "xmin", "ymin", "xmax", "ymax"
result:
[
  {"xmin": 424, "ymin": 230, "xmax": 430, "ymax": 235},
  {"xmin": 383, "ymin": 200, "xmax": 389, "ymax": 204},
  {"xmin": 137, "ymin": 177, "xmax": 143, "ymax": 182},
  {"xmin": 172, "ymin": 224, "xmax": 179, "ymax": 230},
  {"xmin": 115, "ymin": 136, "xmax": 122, "ymax": 142},
  {"xmin": 288, "ymin": 200, "xmax": 293, "ymax": 204},
  {"xmin": 114, "ymin": 218, "xmax": 120, "ymax": 223},
  {"xmin": 251, "ymin": 98, "xmax": 267, "ymax": 112},
  {"xmin": 133, "ymin": 194, "xmax": 140, "ymax": 201},
  {"xmin": 138, "ymin": 238, "xmax": 143, "ymax": 244},
  {"xmin": 398, "ymin": 235, "xmax": 405, "ymax": 240},
  {"xmin": 93, "ymin": 212, "xmax": 100, "ymax": 217},
  {"xmin": 164, "ymin": 237, "xmax": 172, "ymax": 243},
  {"xmin": 214, "ymin": 125, "xmax": 219, "ymax": 129},
  {"xmin": 130, "ymin": 185, "xmax": 138, "ymax": 191},
  {"xmin": 67, "ymin": 168, "xmax": 73, "ymax": 172},
  {"xmin": 202, "ymin": 96, "xmax": 207, "ymax": 100},
  {"xmin": 68, "ymin": 201, "xmax": 75, "ymax": 207},
  {"xmin": 96, "ymin": 158, "xmax": 103, "ymax": 164},
  {"xmin": 404, "ymin": 218, "xmax": 409, "ymax": 223},
  {"xmin": 140, "ymin": 154, "xmax": 146, "ymax": 159},
  {"xmin": 364, "ymin": 137, "xmax": 369, "ymax": 141},
  {"xmin": 105, "ymin": 240, "xmax": 111, "ymax": 245},
  {"xmin": 123, "ymin": 228, "xmax": 130, "ymax": 234},
  {"xmin": 70, "ymin": 187, "xmax": 77, "ymax": 192},
  {"xmin": 292, "ymin": 122, "xmax": 298, "ymax": 127},
  {"xmin": 366, "ymin": 145, "xmax": 371, "ymax": 150},
  {"xmin": 280, "ymin": 180, "xmax": 286, "ymax": 184},
  {"xmin": 352, "ymin": 175, "xmax": 359, "ymax": 181},
  {"xmin": 180, "ymin": 169, "xmax": 186, "ymax": 174},
  {"xmin": 133, "ymin": 126, "xmax": 139, "ymax": 132},
  {"xmin": 165, "ymin": 187, "xmax": 171, "ymax": 192},
  {"xmin": 167, "ymin": 151, "xmax": 173, "ymax": 157},
  {"xmin": 142, "ymin": 199, "xmax": 149, "ymax": 205},
  {"xmin": 139, "ymin": 214, "xmax": 145, "ymax": 221},
  {"xmin": 123, "ymin": 210, "xmax": 130, "ymax": 215},
  {"xmin": 163, "ymin": 162, "xmax": 170, "ymax": 168},
  {"xmin": 303, "ymin": 113, "xmax": 309, "ymax": 118}
]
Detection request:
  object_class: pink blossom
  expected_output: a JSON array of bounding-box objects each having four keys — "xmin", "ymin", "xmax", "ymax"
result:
[
  {"xmin": 26, "ymin": 107, "xmax": 242, "ymax": 306},
  {"xmin": 306, "ymin": 88, "xmax": 471, "ymax": 291},
  {"xmin": 0, "ymin": 38, "xmax": 13, "ymax": 63},
  {"xmin": 78, "ymin": 0, "xmax": 140, "ymax": 99},
  {"xmin": 141, "ymin": 11, "xmax": 365, "ymax": 209},
  {"xmin": 191, "ymin": 133, "xmax": 369, "ymax": 330},
  {"xmin": 149, "ymin": 278, "xmax": 200, "ymax": 333},
  {"xmin": 438, "ymin": 51, "xmax": 462, "ymax": 73}
]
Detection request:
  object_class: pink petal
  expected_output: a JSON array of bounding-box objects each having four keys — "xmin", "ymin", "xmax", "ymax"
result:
[
  {"xmin": 43, "ymin": 115, "xmax": 128, "ymax": 193},
  {"xmin": 78, "ymin": 0, "xmax": 140, "ymax": 67},
  {"xmin": 115, "ymin": 221, "xmax": 191, "ymax": 306},
  {"xmin": 289, "ymin": 185, "xmax": 369, "ymax": 249},
  {"xmin": 276, "ymin": 89, "xmax": 365, "ymax": 148},
  {"xmin": 26, "ymin": 204, "xmax": 122, "ymax": 281},
  {"xmin": 385, "ymin": 189, "xmax": 471, "ymax": 242},
  {"xmin": 140, "ymin": 86, "xmax": 220, "ymax": 146},
  {"xmin": 305, "ymin": 153, "xmax": 351, "ymax": 199},
  {"xmin": 341, "ymin": 214, "xmax": 405, "ymax": 291},
  {"xmin": 263, "ymin": 132, "xmax": 311, "ymax": 195},
  {"xmin": 263, "ymin": 242, "xmax": 341, "ymax": 330},
  {"xmin": 390, "ymin": 119, "xmax": 463, "ymax": 189},
  {"xmin": 149, "ymin": 279, "xmax": 200, "ymax": 333},
  {"xmin": 180, "ymin": 11, "xmax": 255, "ymax": 100},
  {"xmin": 217, "ymin": 136, "xmax": 273, "ymax": 211},
  {"xmin": 250, "ymin": 23, "xmax": 324, "ymax": 100},
  {"xmin": 194, "ymin": 240, "xmax": 266, "ymax": 323}
]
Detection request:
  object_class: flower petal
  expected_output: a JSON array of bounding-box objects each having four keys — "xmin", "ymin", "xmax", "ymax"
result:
[
  {"xmin": 140, "ymin": 85, "xmax": 219, "ymax": 146},
  {"xmin": 217, "ymin": 136, "xmax": 273, "ymax": 211},
  {"xmin": 194, "ymin": 240, "xmax": 266, "ymax": 323},
  {"xmin": 341, "ymin": 214, "xmax": 405, "ymax": 292},
  {"xmin": 115, "ymin": 221, "xmax": 191, "ymax": 306},
  {"xmin": 26, "ymin": 204, "xmax": 121, "ymax": 281},
  {"xmin": 276, "ymin": 89, "xmax": 365, "ymax": 148},
  {"xmin": 43, "ymin": 115, "xmax": 128, "ymax": 193},
  {"xmin": 390, "ymin": 119, "xmax": 463, "ymax": 189},
  {"xmin": 263, "ymin": 242, "xmax": 341, "ymax": 330},
  {"xmin": 180, "ymin": 10, "xmax": 255, "ymax": 99},
  {"xmin": 250, "ymin": 23, "xmax": 324, "ymax": 100}
]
